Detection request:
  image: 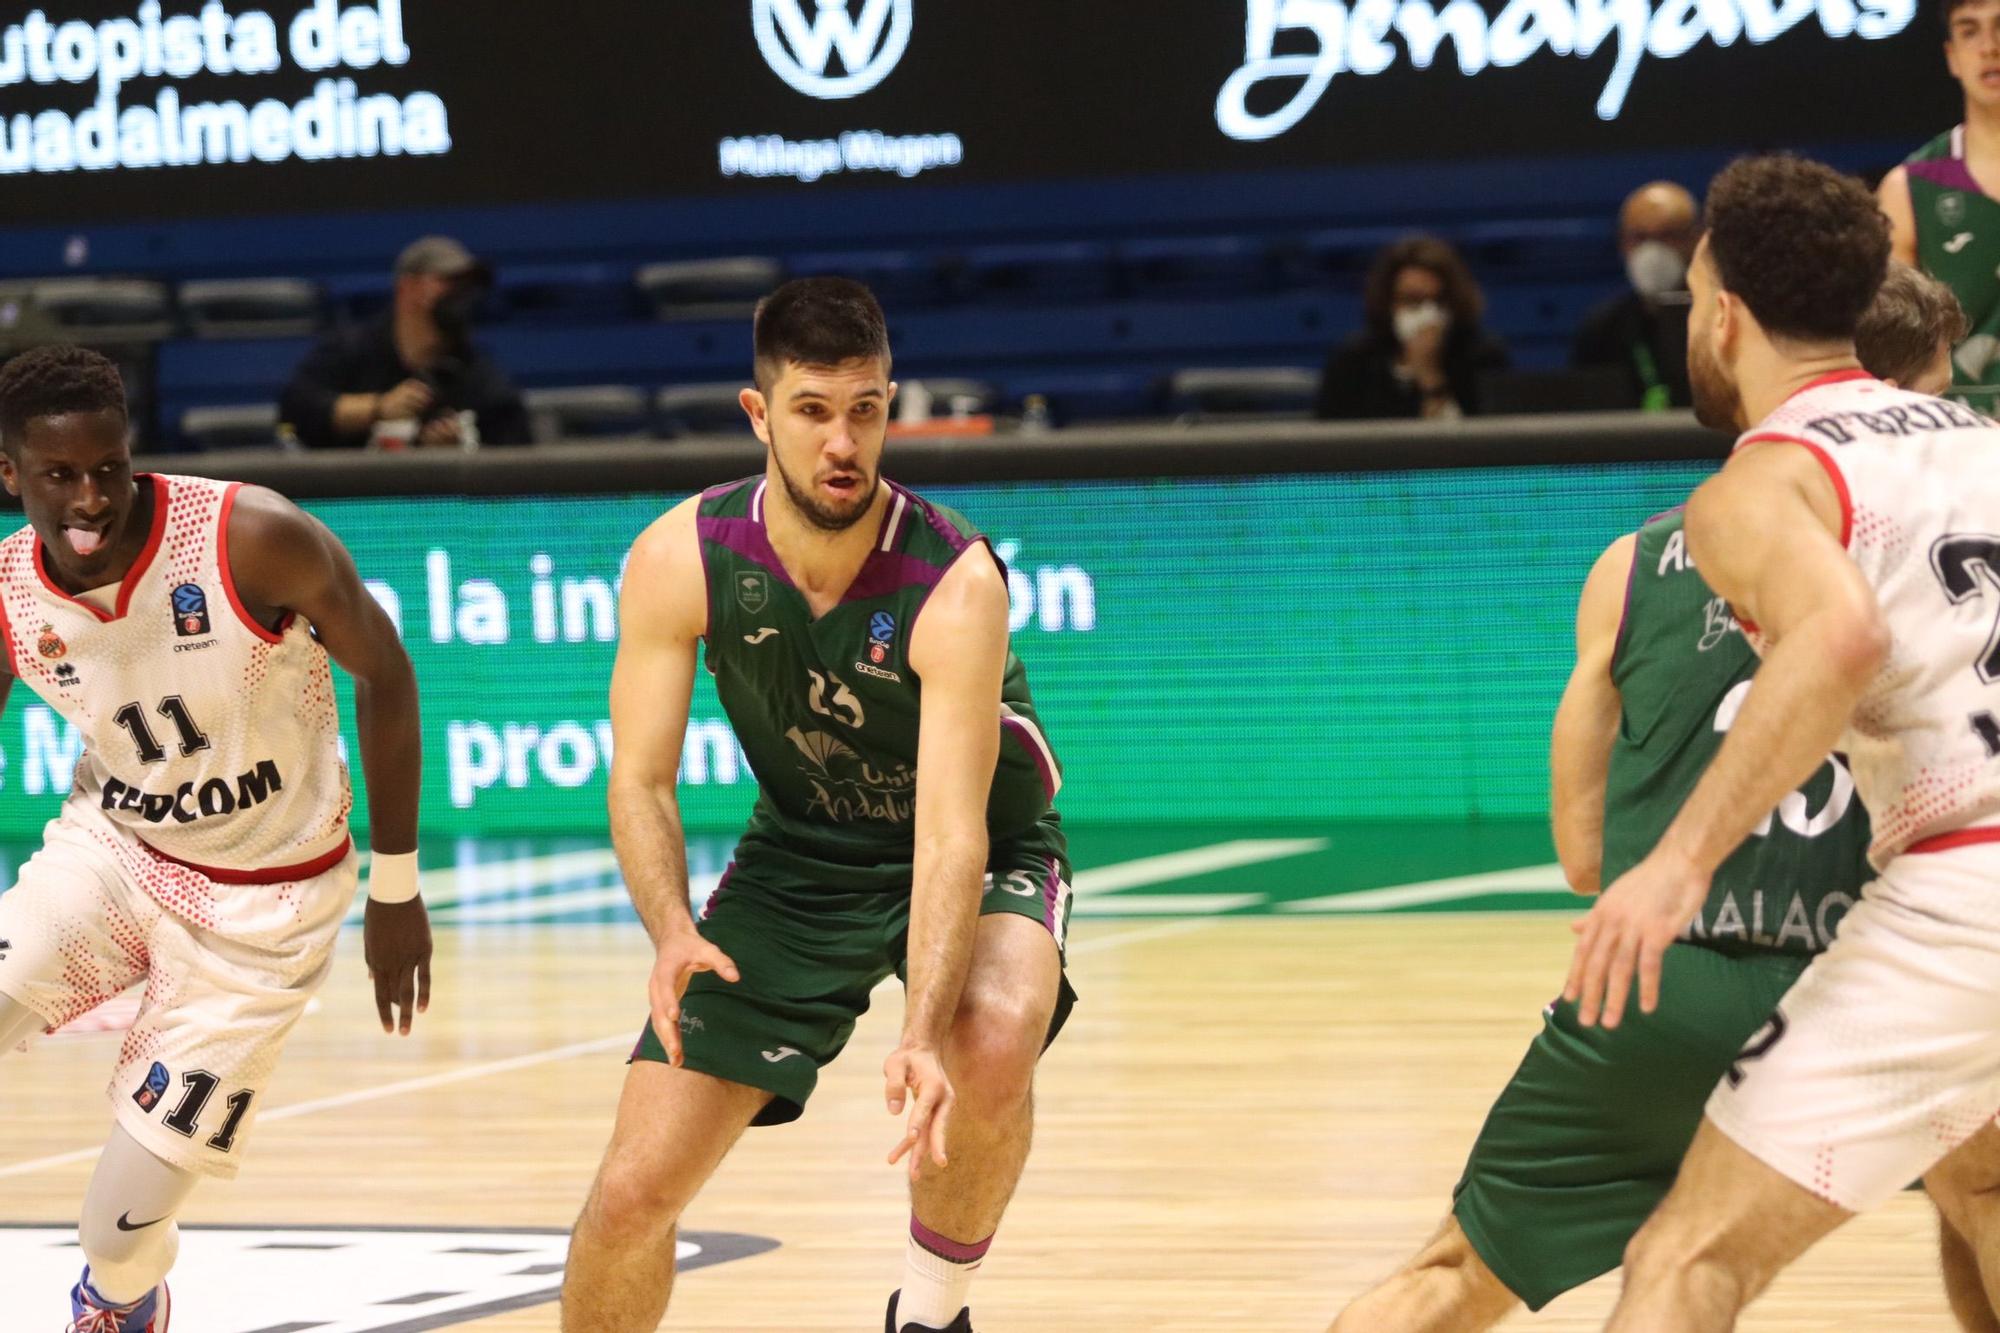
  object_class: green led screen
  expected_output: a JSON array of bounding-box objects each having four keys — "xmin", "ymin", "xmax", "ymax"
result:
[{"xmin": 0, "ymin": 463, "xmax": 1715, "ymax": 838}]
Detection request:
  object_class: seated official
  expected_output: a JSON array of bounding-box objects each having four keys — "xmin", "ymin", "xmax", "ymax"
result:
[
  {"xmin": 1316, "ymin": 236, "xmax": 1510, "ymax": 421},
  {"xmin": 280, "ymin": 236, "xmax": 530, "ymax": 450},
  {"xmin": 1572, "ymin": 181, "xmax": 1700, "ymax": 410}
]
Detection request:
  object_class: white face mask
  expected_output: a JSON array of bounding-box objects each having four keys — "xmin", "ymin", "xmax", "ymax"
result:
[
  {"xmin": 1626, "ymin": 241, "xmax": 1688, "ymax": 301},
  {"xmin": 1393, "ymin": 301, "xmax": 1449, "ymax": 346}
]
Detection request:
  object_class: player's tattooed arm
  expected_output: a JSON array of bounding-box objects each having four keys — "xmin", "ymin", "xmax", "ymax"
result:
[
  {"xmin": 609, "ymin": 498, "xmax": 737, "ymax": 1064},
  {"xmin": 1550, "ymin": 534, "xmax": 1634, "ymax": 896},
  {"xmin": 887, "ymin": 545, "xmax": 1008, "ymax": 1178},
  {"xmin": 1877, "ymin": 167, "xmax": 1919, "ymax": 267},
  {"xmin": 227, "ymin": 486, "xmax": 432, "ymax": 1033}
]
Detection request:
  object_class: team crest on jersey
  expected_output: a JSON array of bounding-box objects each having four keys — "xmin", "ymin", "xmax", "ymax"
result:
[
  {"xmin": 736, "ymin": 570, "xmax": 770, "ymax": 613},
  {"xmin": 35, "ymin": 623, "xmax": 65, "ymax": 660},
  {"xmin": 131, "ymin": 1061, "xmax": 170, "ymax": 1112},
  {"xmin": 1939, "ymin": 191, "xmax": 1969, "ymax": 228},
  {"xmin": 171, "ymin": 583, "xmax": 211, "ymax": 637}
]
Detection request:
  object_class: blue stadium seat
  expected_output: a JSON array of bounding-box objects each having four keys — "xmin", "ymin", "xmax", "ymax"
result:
[
  {"xmin": 655, "ymin": 383, "xmax": 754, "ymax": 438},
  {"xmin": 788, "ymin": 248, "xmax": 947, "ymax": 308},
  {"xmin": 496, "ymin": 263, "xmax": 639, "ymax": 325},
  {"xmin": 522, "ymin": 384, "xmax": 652, "ymax": 441},
  {"xmin": 1119, "ymin": 235, "xmax": 1277, "ymax": 299},
  {"xmin": 956, "ymin": 241, "xmax": 1117, "ymax": 304}
]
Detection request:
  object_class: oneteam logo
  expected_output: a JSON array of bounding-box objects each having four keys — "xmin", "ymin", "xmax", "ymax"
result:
[{"xmin": 753, "ymin": 0, "xmax": 913, "ymax": 99}]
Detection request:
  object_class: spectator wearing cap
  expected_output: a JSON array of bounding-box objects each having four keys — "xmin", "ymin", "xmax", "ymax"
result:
[
  {"xmin": 1571, "ymin": 182, "xmax": 1700, "ymax": 410},
  {"xmin": 280, "ymin": 236, "xmax": 530, "ymax": 449},
  {"xmin": 1315, "ymin": 236, "xmax": 1511, "ymax": 421}
]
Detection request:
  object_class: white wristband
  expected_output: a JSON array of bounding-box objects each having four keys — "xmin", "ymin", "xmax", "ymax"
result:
[{"xmin": 366, "ymin": 850, "xmax": 421, "ymax": 904}]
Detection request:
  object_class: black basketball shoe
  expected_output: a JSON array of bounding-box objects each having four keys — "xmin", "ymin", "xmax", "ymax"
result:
[{"xmin": 884, "ymin": 1290, "xmax": 973, "ymax": 1332}]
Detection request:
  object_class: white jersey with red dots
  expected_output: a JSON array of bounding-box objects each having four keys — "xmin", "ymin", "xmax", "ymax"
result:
[
  {"xmin": 0, "ymin": 473, "xmax": 352, "ymax": 911},
  {"xmin": 1737, "ymin": 370, "xmax": 2000, "ymax": 863}
]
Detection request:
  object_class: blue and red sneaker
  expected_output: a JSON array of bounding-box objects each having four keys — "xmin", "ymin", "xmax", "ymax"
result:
[{"xmin": 67, "ymin": 1269, "xmax": 169, "ymax": 1332}]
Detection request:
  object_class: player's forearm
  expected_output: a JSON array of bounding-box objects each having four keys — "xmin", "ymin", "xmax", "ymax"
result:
[
  {"xmin": 1657, "ymin": 610, "xmax": 1886, "ymax": 875},
  {"xmin": 1550, "ymin": 695, "xmax": 1614, "ymax": 895},
  {"xmin": 608, "ymin": 779, "xmax": 695, "ymax": 943},
  {"xmin": 901, "ymin": 832, "xmax": 986, "ymax": 1050},
  {"xmin": 352, "ymin": 656, "xmax": 421, "ymax": 855}
]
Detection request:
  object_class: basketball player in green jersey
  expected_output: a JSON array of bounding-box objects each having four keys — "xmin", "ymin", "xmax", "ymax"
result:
[
  {"xmin": 1879, "ymin": 0, "xmax": 2000, "ymax": 410},
  {"xmin": 560, "ymin": 278, "xmax": 1073, "ymax": 1333},
  {"xmin": 1330, "ymin": 264, "xmax": 2000, "ymax": 1332}
]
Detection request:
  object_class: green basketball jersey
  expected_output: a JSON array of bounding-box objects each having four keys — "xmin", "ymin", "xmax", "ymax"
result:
[
  {"xmin": 1600, "ymin": 511, "xmax": 1872, "ymax": 957},
  {"xmin": 696, "ymin": 476, "xmax": 1061, "ymax": 868},
  {"xmin": 1906, "ymin": 127, "xmax": 2000, "ymax": 406}
]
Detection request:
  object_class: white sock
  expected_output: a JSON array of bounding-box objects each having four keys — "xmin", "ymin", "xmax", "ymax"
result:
[{"xmin": 900, "ymin": 1216, "xmax": 990, "ymax": 1329}]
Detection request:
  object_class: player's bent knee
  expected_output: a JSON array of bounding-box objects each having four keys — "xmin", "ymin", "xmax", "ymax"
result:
[
  {"xmin": 947, "ymin": 994, "xmax": 1045, "ymax": 1116},
  {"xmin": 585, "ymin": 1160, "xmax": 690, "ymax": 1238}
]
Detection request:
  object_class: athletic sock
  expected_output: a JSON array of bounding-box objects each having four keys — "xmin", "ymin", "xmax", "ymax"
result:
[{"xmin": 900, "ymin": 1216, "xmax": 990, "ymax": 1329}]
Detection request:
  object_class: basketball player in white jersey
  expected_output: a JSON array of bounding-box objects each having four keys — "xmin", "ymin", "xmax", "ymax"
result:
[
  {"xmin": 0, "ymin": 346, "xmax": 434, "ymax": 1332},
  {"xmin": 1563, "ymin": 155, "xmax": 2000, "ymax": 1329}
]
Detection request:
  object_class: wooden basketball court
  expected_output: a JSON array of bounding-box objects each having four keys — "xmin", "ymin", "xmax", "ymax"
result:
[{"xmin": 0, "ymin": 901, "xmax": 1961, "ymax": 1331}]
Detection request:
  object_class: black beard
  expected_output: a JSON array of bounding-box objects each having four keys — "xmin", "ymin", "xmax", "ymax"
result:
[{"xmin": 773, "ymin": 454, "xmax": 877, "ymax": 532}]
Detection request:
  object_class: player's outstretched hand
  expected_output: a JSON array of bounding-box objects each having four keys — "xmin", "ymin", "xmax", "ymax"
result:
[
  {"xmin": 364, "ymin": 897, "xmax": 433, "ymax": 1036},
  {"xmin": 648, "ymin": 928, "xmax": 740, "ymax": 1067},
  {"xmin": 1562, "ymin": 852, "xmax": 1709, "ymax": 1030},
  {"xmin": 884, "ymin": 1044, "xmax": 954, "ymax": 1183}
]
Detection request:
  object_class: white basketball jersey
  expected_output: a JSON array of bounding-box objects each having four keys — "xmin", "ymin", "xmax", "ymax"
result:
[
  {"xmin": 1741, "ymin": 371, "xmax": 2000, "ymax": 862},
  {"xmin": 0, "ymin": 473, "xmax": 351, "ymax": 886}
]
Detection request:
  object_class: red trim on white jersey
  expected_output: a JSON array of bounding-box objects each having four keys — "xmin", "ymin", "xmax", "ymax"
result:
[
  {"xmin": 1731, "ymin": 433, "xmax": 1853, "ymax": 548},
  {"xmin": 1906, "ymin": 826, "xmax": 2000, "ymax": 855},
  {"xmin": 31, "ymin": 473, "xmax": 170, "ymax": 623},
  {"xmin": 141, "ymin": 832, "xmax": 352, "ymax": 884},
  {"xmin": 1782, "ymin": 368, "xmax": 1876, "ymax": 402},
  {"xmin": 217, "ymin": 483, "xmax": 289, "ymax": 644}
]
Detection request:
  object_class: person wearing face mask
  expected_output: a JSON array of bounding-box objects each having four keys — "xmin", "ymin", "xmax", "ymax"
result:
[
  {"xmin": 279, "ymin": 236, "xmax": 530, "ymax": 450},
  {"xmin": 1314, "ymin": 236, "xmax": 1511, "ymax": 421},
  {"xmin": 1571, "ymin": 182, "xmax": 1700, "ymax": 411}
]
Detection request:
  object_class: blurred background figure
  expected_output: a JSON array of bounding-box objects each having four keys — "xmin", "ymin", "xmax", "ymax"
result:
[
  {"xmin": 280, "ymin": 236, "xmax": 529, "ymax": 450},
  {"xmin": 1880, "ymin": 0, "xmax": 2000, "ymax": 410},
  {"xmin": 1856, "ymin": 260, "xmax": 1968, "ymax": 393},
  {"xmin": 1314, "ymin": 236, "xmax": 1510, "ymax": 421},
  {"xmin": 1570, "ymin": 181, "xmax": 1699, "ymax": 411}
]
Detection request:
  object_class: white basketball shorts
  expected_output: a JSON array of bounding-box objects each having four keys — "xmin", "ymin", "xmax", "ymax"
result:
[
  {"xmin": 0, "ymin": 798, "xmax": 354, "ymax": 1179},
  {"xmin": 1705, "ymin": 841, "xmax": 2000, "ymax": 1212}
]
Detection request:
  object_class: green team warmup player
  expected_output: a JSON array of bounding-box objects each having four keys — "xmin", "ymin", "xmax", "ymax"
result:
[
  {"xmin": 560, "ymin": 278, "xmax": 1074, "ymax": 1333},
  {"xmin": 1330, "ymin": 263, "xmax": 2000, "ymax": 1332},
  {"xmin": 1881, "ymin": 0, "xmax": 2000, "ymax": 412}
]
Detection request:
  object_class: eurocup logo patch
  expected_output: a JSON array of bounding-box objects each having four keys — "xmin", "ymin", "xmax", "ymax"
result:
[
  {"xmin": 172, "ymin": 583, "xmax": 211, "ymax": 637},
  {"xmin": 132, "ymin": 1060, "xmax": 170, "ymax": 1112},
  {"xmin": 867, "ymin": 610, "xmax": 895, "ymax": 664},
  {"xmin": 753, "ymin": 0, "xmax": 912, "ymax": 100}
]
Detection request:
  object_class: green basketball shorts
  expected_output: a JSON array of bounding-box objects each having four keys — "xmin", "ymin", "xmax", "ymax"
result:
[
  {"xmin": 632, "ymin": 819, "xmax": 1077, "ymax": 1126},
  {"xmin": 1452, "ymin": 942, "xmax": 1808, "ymax": 1310}
]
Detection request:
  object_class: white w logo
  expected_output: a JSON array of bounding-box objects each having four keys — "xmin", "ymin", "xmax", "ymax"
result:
[{"xmin": 753, "ymin": 0, "xmax": 913, "ymax": 99}]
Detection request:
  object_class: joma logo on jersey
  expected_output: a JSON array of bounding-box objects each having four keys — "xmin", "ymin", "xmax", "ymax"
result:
[
  {"xmin": 171, "ymin": 583, "xmax": 211, "ymax": 637},
  {"xmin": 100, "ymin": 760, "xmax": 283, "ymax": 825}
]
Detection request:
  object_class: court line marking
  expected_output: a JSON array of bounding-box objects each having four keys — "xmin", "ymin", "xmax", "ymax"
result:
[
  {"xmin": 1071, "ymin": 838, "xmax": 1328, "ymax": 896},
  {"xmin": 396, "ymin": 838, "xmax": 1328, "ymax": 926},
  {"xmin": 1276, "ymin": 862, "xmax": 1569, "ymax": 913},
  {"xmin": 0, "ymin": 910, "xmax": 1212, "ymax": 1182}
]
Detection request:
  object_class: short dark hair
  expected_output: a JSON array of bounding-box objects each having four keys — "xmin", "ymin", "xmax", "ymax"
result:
[
  {"xmin": 752, "ymin": 277, "xmax": 890, "ymax": 387},
  {"xmin": 0, "ymin": 344, "xmax": 128, "ymax": 456},
  {"xmin": 1942, "ymin": 0, "xmax": 1986, "ymax": 33},
  {"xmin": 1855, "ymin": 261, "xmax": 1967, "ymax": 384},
  {"xmin": 1361, "ymin": 236, "xmax": 1485, "ymax": 341},
  {"xmin": 1703, "ymin": 155, "xmax": 1890, "ymax": 344}
]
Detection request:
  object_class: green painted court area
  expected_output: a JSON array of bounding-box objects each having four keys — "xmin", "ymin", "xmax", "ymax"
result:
[{"xmin": 0, "ymin": 821, "xmax": 1579, "ymax": 928}]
